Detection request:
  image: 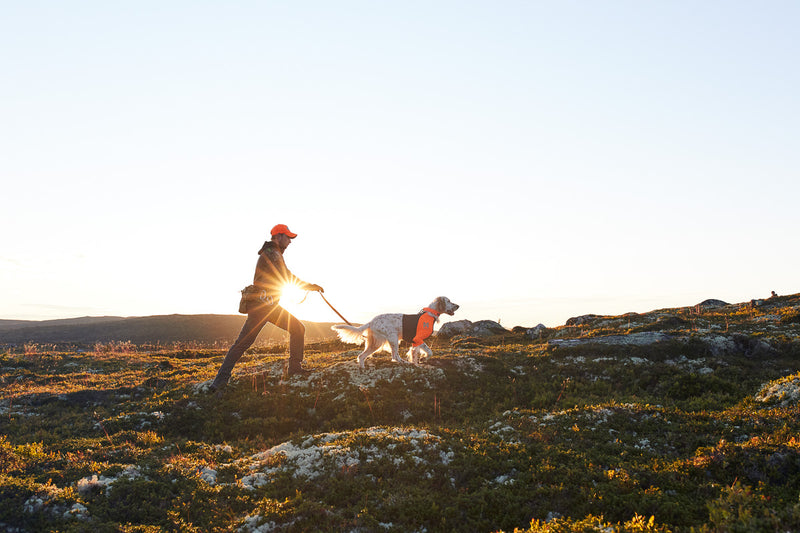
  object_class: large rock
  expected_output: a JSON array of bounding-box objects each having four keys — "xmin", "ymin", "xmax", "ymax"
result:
[
  {"xmin": 470, "ymin": 320, "xmax": 508, "ymax": 337},
  {"xmin": 755, "ymin": 374, "xmax": 800, "ymax": 407},
  {"xmin": 702, "ymin": 334, "xmax": 777, "ymax": 357},
  {"xmin": 437, "ymin": 320, "xmax": 473, "ymax": 338},
  {"xmin": 437, "ymin": 319, "xmax": 508, "ymax": 339},
  {"xmin": 525, "ymin": 324, "xmax": 548, "ymax": 339},
  {"xmin": 549, "ymin": 332, "xmax": 672, "ymax": 348},
  {"xmin": 696, "ymin": 299, "xmax": 729, "ymax": 309},
  {"xmin": 565, "ymin": 314, "xmax": 600, "ymax": 326}
]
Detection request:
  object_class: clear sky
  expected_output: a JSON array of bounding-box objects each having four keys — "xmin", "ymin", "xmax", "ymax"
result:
[{"xmin": 2, "ymin": 1, "xmax": 798, "ymax": 329}]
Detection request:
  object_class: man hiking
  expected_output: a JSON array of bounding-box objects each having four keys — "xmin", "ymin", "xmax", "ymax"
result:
[{"xmin": 210, "ymin": 224, "xmax": 323, "ymax": 393}]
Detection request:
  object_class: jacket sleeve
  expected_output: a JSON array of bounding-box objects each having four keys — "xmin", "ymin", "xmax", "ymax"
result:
[{"xmin": 256, "ymin": 248, "xmax": 311, "ymax": 294}]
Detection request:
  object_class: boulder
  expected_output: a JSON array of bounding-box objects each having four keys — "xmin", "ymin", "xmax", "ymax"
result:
[
  {"xmin": 696, "ymin": 299, "xmax": 729, "ymax": 309},
  {"xmin": 438, "ymin": 319, "xmax": 509, "ymax": 339},
  {"xmin": 470, "ymin": 320, "xmax": 508, "ymax": 337},
  {"xmin": 702, "ymin": 334, "xmax": 777, "ymax": 357},
  {"xmin": 755, "ymin": 374, "xmax": 800, "ymax": 407},
  {"xmin": 437, "ymin": 320, "xmax": 473, "ymax": 339},
  {"xmin": 525, "ymin": 324, "xmax": 548, "ymax": 339},
  {"xmin": 700, "ymin": 335, "xmax": 736, "ymax": 356},
  {"xmin": 549, "ymin": 332, "xmax": 672, "ymax": 348},
  {"xmin": 566, "ymin": 314, "xmax": 599, "ymax": 326}
]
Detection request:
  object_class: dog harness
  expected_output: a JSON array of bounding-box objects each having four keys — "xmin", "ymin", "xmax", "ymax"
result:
[{"xmin": 401, "ymin": 307, "xmax": 441, "ymax": 347}]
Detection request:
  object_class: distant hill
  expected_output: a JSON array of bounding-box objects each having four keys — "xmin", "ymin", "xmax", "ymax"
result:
[{"xmin": 0, "ymin": 314, "xmax": 339, "ymax": 346}]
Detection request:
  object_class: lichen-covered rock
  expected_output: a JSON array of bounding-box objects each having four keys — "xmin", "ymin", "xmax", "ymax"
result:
[
  {"xmin": 438, "ymin": 319, "xmax": 508, "ymax": 339},
  {"xmin": 566, "ymin": 314, "xmax": 600, "ymax": 326},
  {"xmin": 437, "ymin": 319, "xmax": 473, "ymax": 338},
  {"xmin": 525, "ymin": 324, "xmax": 548, "ymax": 339},
  {"xmin": 755, "ymin": 373, "xmax": 800, "ymax": 407},
  {"xmin": 470, "ymin": 320, "xmax": 508, "ymax": 337},
  {"xmin": 549, "ymin": 332, "xmax": 672, "ymax": 348}
]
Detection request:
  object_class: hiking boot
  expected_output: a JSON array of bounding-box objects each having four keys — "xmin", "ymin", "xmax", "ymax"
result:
[
  {"xmin": 286, "ymin": 366, "xmax": 313, "ymax": 378},
  {"xmin": 208, "ymin": 382, "xmax": 226, "ymax": 397}
]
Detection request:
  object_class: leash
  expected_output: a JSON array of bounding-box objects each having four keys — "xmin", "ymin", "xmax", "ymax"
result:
[
  {"xmin": 296, "ymin": 287, "xmax": 353, "ymax": 325},
  {"xmin": 317, "ymin": 292, "xmax": 353, "ymax": 325}
]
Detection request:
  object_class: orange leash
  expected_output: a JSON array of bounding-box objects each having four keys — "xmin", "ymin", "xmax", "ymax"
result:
[{"xmin": 318, "ymin": 292, "xmax": 353, "ymax": 325}]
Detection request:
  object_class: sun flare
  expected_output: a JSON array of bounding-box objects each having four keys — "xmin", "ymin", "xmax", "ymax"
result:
[
  {"xmin": 280, "ymin": 282, "xmax": 309, "ymax": 307},
  {"xmin": 279, "ymin": 282, "xmax": 333, "ymax": 323}
]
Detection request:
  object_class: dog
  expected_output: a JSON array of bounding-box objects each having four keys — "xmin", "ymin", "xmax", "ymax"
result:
[{"xmin": 332, "ymin": 296, "xmax": 459, "ymax": 369}]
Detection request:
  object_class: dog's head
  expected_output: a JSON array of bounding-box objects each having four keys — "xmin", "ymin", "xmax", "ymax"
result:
[{"xmin": 429, "ymin": 296, "xmax": 459, "ymax": 316}]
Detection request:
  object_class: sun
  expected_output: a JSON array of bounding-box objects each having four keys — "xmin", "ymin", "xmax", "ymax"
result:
[
  {"xmin": 279, "ymin": 282, "xmax": 335, "ymax": 323},
  {"xmin": 280, "ymin": 282, "xmax": 309, "ymax": 307}
]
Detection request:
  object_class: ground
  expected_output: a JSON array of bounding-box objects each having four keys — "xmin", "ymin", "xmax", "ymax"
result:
[{"xmin": 2, "ymin": 294, "xmax": 800, "ymax": 532}]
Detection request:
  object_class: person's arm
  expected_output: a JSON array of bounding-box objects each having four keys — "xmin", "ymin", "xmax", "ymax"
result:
[{"xmin": 263, "ymin": 248, "xmax": 323, "ymax": 292}]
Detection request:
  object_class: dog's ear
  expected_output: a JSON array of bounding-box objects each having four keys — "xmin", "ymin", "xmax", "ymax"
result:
[{"xmin": 433, "ymin": 297, "xmax": 445, "ymax": 313}]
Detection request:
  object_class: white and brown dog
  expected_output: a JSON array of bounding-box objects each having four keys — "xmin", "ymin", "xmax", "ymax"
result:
[{"xmin": 332, "ymin": 296, "xmax": 459, "ymax": 369}]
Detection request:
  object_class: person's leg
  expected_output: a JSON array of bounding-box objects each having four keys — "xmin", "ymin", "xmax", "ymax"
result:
[
  {"xmin": 212, "ymin": 306, "xmax": 271, "ymax": 388},
  {"xmin": 267, "ymin": 306, "xmax": 306, "ymax": 372}
]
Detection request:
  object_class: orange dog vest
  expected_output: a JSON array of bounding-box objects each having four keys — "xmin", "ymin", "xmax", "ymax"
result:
[{"xmin": 402, "ymin": 307, "xmax": 441, "ymax": 347}]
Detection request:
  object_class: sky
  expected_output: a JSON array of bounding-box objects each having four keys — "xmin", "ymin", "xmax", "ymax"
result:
[{"xmin": 2, "ymin": 1, "xmax": 798, "ymax": 329}]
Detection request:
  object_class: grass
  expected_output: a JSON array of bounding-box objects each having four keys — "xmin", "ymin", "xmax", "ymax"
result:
[{"xmin": 2, "ymin": 294, "xmax": 800, "ymax": 531}]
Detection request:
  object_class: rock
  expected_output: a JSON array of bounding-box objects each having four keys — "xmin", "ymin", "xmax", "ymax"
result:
[
  {"xmin": 702, "ymin": 335, "xmax": 737, "ymax": 356},
  {"xmin": 437, "ymin": 320, "xmax": 473, "ymax": 338},
  {"xmin": 549, "ymin": 332, "xmax": 672, "ymax": 348},
  {"xmin": 566, "ymin": 314, "xmax": 599, "ymax": 327},
  {"xmin": 755, "ymin": 374, "xmax": 800, "ymax": 407},
  {"xmin": 525, "ymin": 324, "xmax": 548, "ymax": 339},
  {"xmin": 731, "ymin": 334, "xmax": 777, "ymax": 358},
  {"xmin": 470, "ymin": 320, "xmax": 508, "ymax": 337},
  {"xmin": 701, "ymin": 334, "xmax": 776, "ymax": 357},
  {"xmin": 696, "ymin": 299, "xmax": 729, "ymax": 309},
  {"xmin": 439, "ymin": 319, "xmax": 509, "ymax": 339}
]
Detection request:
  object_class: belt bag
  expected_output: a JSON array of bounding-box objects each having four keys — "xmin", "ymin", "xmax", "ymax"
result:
[{"xmin": 238, "ymin": 285, "xmax": 275, "ymax": 314}]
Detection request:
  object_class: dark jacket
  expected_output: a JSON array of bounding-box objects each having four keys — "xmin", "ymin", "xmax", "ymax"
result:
[{"xmin": 253, "ymin": 241, "xmax": 309, "ymax": 302}]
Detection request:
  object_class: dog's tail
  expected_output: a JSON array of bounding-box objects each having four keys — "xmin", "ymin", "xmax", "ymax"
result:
[{"xmin": 331, "ymin": 323, "xmax": 368, "ymax": 345}]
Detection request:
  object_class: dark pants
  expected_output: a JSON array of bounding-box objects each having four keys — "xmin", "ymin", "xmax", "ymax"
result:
[{"xmin": 212, "ymin": 303, "xmax": 305, "ymax": 387}]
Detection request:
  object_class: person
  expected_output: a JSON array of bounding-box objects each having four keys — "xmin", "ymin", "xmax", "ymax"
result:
[{"xmin": 210, "ymin": 224, "xmax": 323, "ymax": 392}]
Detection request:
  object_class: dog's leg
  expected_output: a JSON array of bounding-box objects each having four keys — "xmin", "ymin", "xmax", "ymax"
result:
[
  {"xmin": 419, "ymin": 343, "xmax": 433, "ymax": 363},
  {"xmin": 357, "ymin": 333, "xmax": 380, "ymax": 369},
  {"xmin": 408, "ymin": 345, "xmax": 421, "ymax": 365},
  {"xmin": 389, "ymin": 338, "xmax": 405, "ymax": 364}
]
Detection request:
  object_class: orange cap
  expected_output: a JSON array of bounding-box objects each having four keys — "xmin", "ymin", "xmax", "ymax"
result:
[{"xmin": 270, "ymin": 224, "xmax": 297, "ymax": 239}]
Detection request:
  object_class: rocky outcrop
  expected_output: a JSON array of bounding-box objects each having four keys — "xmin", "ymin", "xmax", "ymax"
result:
[
  {"xmin": 696, "ymin": 299, "xmax": 729, "ymax": 309},
  {"xmin": 436, "ymin": 320, "xmax": 473, "ymax": 338},
  {"xmin": 547, "ymin": 331, "xmax": 777, "ymax": 357},
  {"xmin": 756, "ymin": 373, "xmax": 800, "ymax": 407},
  {"xmin": 438, "ymin": 320, "xmax": 508, "ymax": 339},
  {"xmin": 549, "ymin": 332, "xmax": 673, "ymax": 348},
  {"xmin": 471, "ymin": 320, "xmax": 508, "ymax": 336},
  {"xmin": 525, "ymin": 324, "xmax": 548, "ymax": 339},
  {"xmin": 700, "ymin": 334, "xmax": 777, "ymax": 357},
  {"xmin": 565, "ymin": 314, "xmax": 600, "ymax": 326}
]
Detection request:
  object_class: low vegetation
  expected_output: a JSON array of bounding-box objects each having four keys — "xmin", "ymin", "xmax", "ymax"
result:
[{"xmin": 2, "ymin": 294, "xmax": 800, "ymax": 532}]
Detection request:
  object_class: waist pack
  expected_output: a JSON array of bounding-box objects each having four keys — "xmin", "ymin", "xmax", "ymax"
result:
[{"xmin": 238, "ymin": 285, "xmax": 275, "ymax": 314}]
